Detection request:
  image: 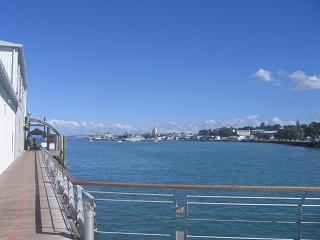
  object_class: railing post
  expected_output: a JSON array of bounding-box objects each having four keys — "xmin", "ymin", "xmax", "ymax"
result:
[
  {"xmin": 176, "ymin": 190, "xmax": 188, "ymax": 240},
  {"xmin": 76, "ymin": 186, "xmax": 84, "ymax": 227},
  {"xmin": 297, "ymin": 193, "xmax": 307, "ymax": 240},
  {"xmin": 84, "ymin": 199, "xmax": 95, "ymax": 240},
  {"xmin": 176, "ymin": 230, "xmax": 187, "ymax": 240}
]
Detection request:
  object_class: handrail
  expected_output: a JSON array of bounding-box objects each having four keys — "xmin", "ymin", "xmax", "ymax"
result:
[
  {"xmin": 42, "ymin": 148, "xmax": 320, "ymax": 192},
  {"xmin": 73, "ymin": 180, "xmax": 320, "ymax": 192}
]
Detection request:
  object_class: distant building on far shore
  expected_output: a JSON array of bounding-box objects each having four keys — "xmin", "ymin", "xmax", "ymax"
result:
[
  {"xmin": 236, "ymin": 130, "xmax": 251, "ymax": 137},
  {"xmin": 103, "ymin": 133, "xmax": 113, "ymax": 140},
  {"xmin": 236, "ymin": 129, "xmax": 251, "ymax": 140},
  {"xmin": 152, "ymin": 127, "xmax": 160, "ymax": 137}
]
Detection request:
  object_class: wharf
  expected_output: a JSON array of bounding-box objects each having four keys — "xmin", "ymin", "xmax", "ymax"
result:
[
  {"xmin": 254, "ymin": 139, "xmax": 320, "ymax": 148},
  {"xmin": 0, "ymin": 151, "xmax": 72, "ymax": 239}
]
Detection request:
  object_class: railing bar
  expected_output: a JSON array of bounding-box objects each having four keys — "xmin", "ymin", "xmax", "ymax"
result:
[
  {"xmin": 95, "ymin": 198, "xmax": 174, "ymax": 204},
  {"xmin": 302, "ymin": 213, "xmax": 320, "ymax": 216},
  {"xmin": 187, "ymin": 235, "xmax": 294, "ymax": 240},
  {"xmin": 96, "ymin": 230, "xmax": 171, "ymax": 237},
  {"xmin": 188, "ymin": 202, "xmax": 320, "ymax": 207},
  {"xmin": 188, "ymin": 218, "xmax": 320, "ymax": 224},
  {"xmin": 87, "ymin": 190, "xmax": 174, "ymax": 197},
  {"xmin": 189, "ymin": 218, "xmax": 297, "ymax": 224},
  {"xmin": 82, "ymin": 191, "xmax": 94, "ymax": 199},
  {"xmin": 188, "ymin": 209, "xmax": 320, "ymax": 216},
  {"xmin": 187, "ymin": 195, "xmax": 320, "ymax": 200},
  {"xmin": 217, "ymin": 212, "xmax": 297, "ymax": 216},
  {"xmin": 188, "ymin": 202, "xmax": 299, "ymax": 207},
  {"xmin": 191, "ymin": 211, "xmax": 320, "ymax": 216},
  {"xmin": 92, "ymin": 206, "xmax": 174, "ymax": 213},
  {"xmin": 99, "ymin": 216, "xmax": 177, "ymax": 221}
]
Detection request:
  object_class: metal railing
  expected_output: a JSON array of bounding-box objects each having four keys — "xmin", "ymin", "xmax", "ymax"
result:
[{"xmin": 39, "ymin": 148, "xmax": 320, "ymax": 240}]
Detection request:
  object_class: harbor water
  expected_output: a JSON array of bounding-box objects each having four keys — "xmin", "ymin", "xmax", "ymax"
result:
[{"xmin": 67, "ymin": 140, "xmax": 320, "ymax": 239}]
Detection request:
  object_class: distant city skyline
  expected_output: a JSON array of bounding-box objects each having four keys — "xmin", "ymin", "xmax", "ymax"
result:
[
  {"xmin": 48, "ymin": 115, "xmax": 300, "ymax": 135},
  {"xmin": 1, "ymin": 0, "xmax": 319, "ymax": 135}
]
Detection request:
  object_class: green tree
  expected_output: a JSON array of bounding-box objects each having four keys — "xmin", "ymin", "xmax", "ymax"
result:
[
  {"xmin": 219, "ymin": 127, "xmax": 236, "ymax": 137},
  {"xmin": 275, "ymin": 127, "xmax": 300, "ymax": 140},
  {"xmin": 260, "ymin": 122, "xmax": 266, "ymax": 130}
]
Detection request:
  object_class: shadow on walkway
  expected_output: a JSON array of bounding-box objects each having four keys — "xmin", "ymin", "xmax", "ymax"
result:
[{"xmin": 34, "ymin": 151, "xmax": 72, "ymax": 239}]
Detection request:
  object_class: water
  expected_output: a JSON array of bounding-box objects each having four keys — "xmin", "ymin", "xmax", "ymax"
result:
[{"xmin": 67, "ymin": 140, "xmax": 320, "ymax": 239}]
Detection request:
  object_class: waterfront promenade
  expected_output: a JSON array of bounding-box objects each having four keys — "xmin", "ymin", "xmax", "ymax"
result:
[{"xmin": 0, "ymin": 151, "xmax": 72, "ymax": 239}]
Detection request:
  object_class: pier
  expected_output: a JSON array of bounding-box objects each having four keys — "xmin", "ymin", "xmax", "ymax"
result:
[{"xmin": 0, "ymin": 151, "xmax": 72, "ymax": 239}]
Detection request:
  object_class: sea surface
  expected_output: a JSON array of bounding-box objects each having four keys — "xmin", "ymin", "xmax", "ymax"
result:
[{"xmin": 67, "ymin": 140, "xmax": 320, "ymax": 239}]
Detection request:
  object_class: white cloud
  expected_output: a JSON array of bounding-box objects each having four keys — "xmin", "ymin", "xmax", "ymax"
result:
[
  {"xmin": 48, "ymin": 116, "xmax": 300, "ymax": 135},
  {"xmin": 272, "ymin": 117, "xmax": 283, "ymax": 125},
  {"xmin": 170, "ymin": 121, "xmax": 179, "ymax": 126},
  {"xmin": 246, "ymin": 114, "xmax": 259, "ymax": 120},
  {"xmin": 285, "ymin": 120, "xmax": 296, "ymax": 126},
  {"xmin": 48, "ymin": 119, "xmax": 82, "ymax": 129},
  {"xmin": 253, "ymin": 69, "xmax": 272, "ymax": 81},
  {"xmin": 226, "ymin": 115, "xmax": 297, "ymax": 128},
  {"xmin": 112, "ymin": 123, "xmax": 134, "ymax": 131},
  {"xmin": 289, "ymin": 71, "xmax": 320, "ymax": 90},
  {"xmin": 252, "ymin": 69, "xmax": 281, "ymax": 86},
  {"xmin": 48, "ymin": 119, "xmax": 135, "ymax": 134},
  {"xmin": 271, "ymin": 117, "xmax": 297, "ymax": 126},
  {"xmin": 81, "ymin": 121, "xmax": 88, "ymax": 128},
  {"xmin": 228, "ymin": 114, "xmax": 262, "ymax": 127},
  {"xmin": 205, "ymin": 119, "xmax": 216, "ymax": 125}
]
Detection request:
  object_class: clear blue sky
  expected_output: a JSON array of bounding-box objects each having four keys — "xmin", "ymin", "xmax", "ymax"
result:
[{"xmin": 1, "ymin": 0, "xmax": 320, "ymax": 133}]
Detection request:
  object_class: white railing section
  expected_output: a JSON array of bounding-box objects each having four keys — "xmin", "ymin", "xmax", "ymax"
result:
[
  {"xmin": 39, "ymin": 148, "xmax": 96, "ymax": 240},
  {"xmin": 39, "ymin": 148, "xmax": 320, "ymax": 240}
]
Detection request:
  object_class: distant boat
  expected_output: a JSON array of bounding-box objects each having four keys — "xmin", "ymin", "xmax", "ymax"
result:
[
  {"xmin": 117, "ymin": 140, "xmax": 123, "ymax": 143},
  {"xmin": 88, "ymin": 135, "xmax": 94, "ymax": 141},
  {"xmin": 125, "ymin": 135, "xmax": 144, "ymax": 142},
  {"xmin": 88, "ymin": 129, "xmax": 102, "ymax": 141}
]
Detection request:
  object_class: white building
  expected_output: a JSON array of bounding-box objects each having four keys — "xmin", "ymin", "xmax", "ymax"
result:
[
  {"xmin": 236, "ymin": 129, "xmax": 251, "ymax": 137},
  {"xmin": 236, "ymin": 129, "xmax": 251, "ymax": 140},
  {"xmin": 103, "ymin": 133, "xmax": 113, "ymax": 140},
  {"xmin": 152, "ymin": 127, "xmax": 160, "ymax": 136},
  {"xmin": 0, "ymin": 40, "xmax": 27, "ymax": 175}
]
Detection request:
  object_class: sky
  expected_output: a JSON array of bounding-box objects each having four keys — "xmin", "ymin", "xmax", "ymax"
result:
[{"xmin": 1, "ymin": 0, "xmax": 320, "ymax": 134}]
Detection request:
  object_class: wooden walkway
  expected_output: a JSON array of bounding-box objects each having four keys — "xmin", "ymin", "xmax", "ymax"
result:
[{"xmin": 0, "ymin": 151, "xmax": 73, "ymax": 239}]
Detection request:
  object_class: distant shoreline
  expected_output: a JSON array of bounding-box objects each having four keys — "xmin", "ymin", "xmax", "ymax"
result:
[
  {"xmin": 201, "ymin": 139, "xmax": 320, "ymax": 148},
  {"xmin": 253, "ymin": 139, "xmax": 320, "ymax": 148},
  {"xmin": 68, "ymin": 136, "xmax": 320, "ymax": 148}
]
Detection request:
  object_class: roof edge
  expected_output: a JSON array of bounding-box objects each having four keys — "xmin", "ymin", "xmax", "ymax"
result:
[
  {"xmin": 0, "ymin": 40, "xmax": 23, "ymax": 48},
  {"xmin": 0, "ymin": 40, "xmax": 27, "ymax": 89}
]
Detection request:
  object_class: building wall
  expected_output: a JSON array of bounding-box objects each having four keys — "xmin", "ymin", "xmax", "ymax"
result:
[
  {"xmin": 0, "ymin": 83, "xmax": 16, "ymax": 174},
  {"xmin": 0, "ymin": 46, "xmax": 13, "ymax": 82},
  {"xmin": 0, "ymin": 45, "xmax": 27, "ymax": 175},
  {"xmin": 14, "ymin": 106, "xmax": 25, "ymax": 160}
]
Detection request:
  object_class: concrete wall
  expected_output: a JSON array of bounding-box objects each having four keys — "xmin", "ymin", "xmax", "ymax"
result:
[{"xmin": 0, "ymin": 45, "xmax": 27, "ymax": 175}]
